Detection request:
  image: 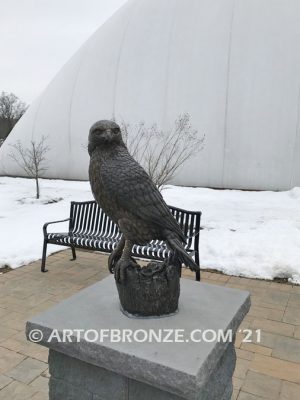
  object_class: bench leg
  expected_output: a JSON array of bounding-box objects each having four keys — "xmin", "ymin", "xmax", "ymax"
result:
[
  {"xmin": 41, "ymin": 239, "xmax": 48, "ymax": 273},
  {"xmin": 195, "ymin": 251, "xmax": 200, "ymax": 281},
  {"xmin": 70, "ymin": 246, "xmax": 76, "ymax": 261}
]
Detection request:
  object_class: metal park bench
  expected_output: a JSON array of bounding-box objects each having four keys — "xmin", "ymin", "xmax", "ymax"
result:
[{"xmin": 41, "ymin": 201, "xmax": 202, "ymax": 280}]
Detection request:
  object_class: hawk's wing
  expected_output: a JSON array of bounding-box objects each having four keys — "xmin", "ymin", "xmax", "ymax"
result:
[{"xmin": 101, "ymin": 152, "xmax": 185, "ymax": 242}]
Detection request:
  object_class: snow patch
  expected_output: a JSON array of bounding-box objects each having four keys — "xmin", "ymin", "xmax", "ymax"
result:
[{"xmin": 1, "ymin": 177, "xmax": 300, "ymax": 283}]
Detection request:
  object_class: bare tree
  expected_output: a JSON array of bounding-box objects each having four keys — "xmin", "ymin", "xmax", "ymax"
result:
[
  {"xmin": 121, "ymin": 113, "xmax": 204, "ymax": 190},
  {"xmin": 0, "ymin": 92, "xmax": 27, "ymax": 135},
  {"xmin": 9, "ymin": 136, "xmax": 50, "ymax": 199}
]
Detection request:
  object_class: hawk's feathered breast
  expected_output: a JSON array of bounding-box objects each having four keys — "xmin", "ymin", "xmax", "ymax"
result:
[{"xmin": 89, "ymin": 144, "xmax": 185, "ymax": 244}]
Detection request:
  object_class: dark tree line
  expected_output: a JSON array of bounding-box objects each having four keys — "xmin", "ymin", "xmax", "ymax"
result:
[{"xmin": 0, "ymin": 92, "xmax": 27, "ymax": 142}]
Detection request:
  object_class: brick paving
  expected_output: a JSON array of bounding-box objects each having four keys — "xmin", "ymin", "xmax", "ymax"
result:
[{"xmin": 0, "ymin": 249, "xmax": 300, "ymax": 399}]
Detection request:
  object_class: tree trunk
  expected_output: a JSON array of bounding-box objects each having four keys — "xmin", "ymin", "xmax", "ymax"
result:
[
  {"xmin": 35, "ymin": 176, "xmax": 39, "ymax": 199},
  {"xmin": 115, "ymin": 261, "xmax": 180, "ymax": 317}
]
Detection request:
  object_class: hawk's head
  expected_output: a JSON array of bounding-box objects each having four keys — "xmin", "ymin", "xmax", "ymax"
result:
[{"xmin": 88, "ymin": 120, "xmax": 123, "ymax": 155}]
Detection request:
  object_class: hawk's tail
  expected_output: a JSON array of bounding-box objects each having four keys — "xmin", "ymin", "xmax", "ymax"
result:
[{"xmin": 166, "ymin": 235, "xmax": 199, "ymax": 272}]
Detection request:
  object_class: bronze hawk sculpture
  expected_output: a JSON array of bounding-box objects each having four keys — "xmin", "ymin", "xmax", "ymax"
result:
[{"xmin": 88, "ymin": 120, "xmax": 199, "ymax": 283}]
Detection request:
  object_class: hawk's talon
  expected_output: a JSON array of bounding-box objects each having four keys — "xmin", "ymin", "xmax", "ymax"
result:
[
  {"xmin": 115, "ymin": 259, "xmax": 137, "ymax": 283},
  {"xmin": 108, "ymin": 252, "xmax": 137, "ymax": 274}
]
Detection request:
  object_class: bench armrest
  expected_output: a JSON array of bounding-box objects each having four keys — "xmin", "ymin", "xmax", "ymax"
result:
[{"xmin": 43, "ymin": 218, "xmax": 70, "ymax": 237}]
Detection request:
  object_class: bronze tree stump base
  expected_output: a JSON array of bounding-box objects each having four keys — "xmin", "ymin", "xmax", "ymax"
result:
[{"xmin": 115, "ymin": 261, "xmax": 180, "ymax": 318}]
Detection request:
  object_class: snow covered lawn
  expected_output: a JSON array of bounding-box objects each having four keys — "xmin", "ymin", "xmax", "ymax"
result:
[{"xmin": 1, "ymin": 177, "xmax": 300, "ymax": 283}]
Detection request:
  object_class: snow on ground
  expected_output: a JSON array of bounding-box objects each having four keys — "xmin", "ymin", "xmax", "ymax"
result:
[
  {"xmin": 0, "ymin": 177, "xmax": 93, "ymax": 269},
  {"xmin": 1, "ymin": 177, "xmax": 300, "ymax": 283},
  {"xmin": 164, "ymin": 185, "xmax": 300, "ymax": 284}
]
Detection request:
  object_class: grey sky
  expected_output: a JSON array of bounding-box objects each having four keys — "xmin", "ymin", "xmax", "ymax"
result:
[{"xmin": 0, "ymin": 0, "xmax": 127, "ymax": 104}]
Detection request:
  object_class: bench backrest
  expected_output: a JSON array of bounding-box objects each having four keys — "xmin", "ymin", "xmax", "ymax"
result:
[
  {"xmin": 69, "ymin": 201, "xmax": 201, "ymax": 250},
  {"xmin": 69, "ymin": 201, "xmax": 121, "ymax": 240}
]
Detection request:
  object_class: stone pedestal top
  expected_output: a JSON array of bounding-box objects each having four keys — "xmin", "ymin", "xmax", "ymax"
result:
[{"xmin": 26, "ymin": 276, "xmax": 250, "ymax": 400}]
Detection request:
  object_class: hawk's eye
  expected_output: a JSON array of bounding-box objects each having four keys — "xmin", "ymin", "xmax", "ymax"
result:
[
  {"xmin": 113, "ymin": 128, "xmax": 119, "ymax": 134},
  {"xmin": 94, "ymin": 129, "xmax": 102, "ymax": 135}
]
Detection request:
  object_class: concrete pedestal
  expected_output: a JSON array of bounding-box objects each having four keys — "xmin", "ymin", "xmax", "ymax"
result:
[{"xmin": 26, "ymin": 276, "xmax": 250, "ymax": 400}]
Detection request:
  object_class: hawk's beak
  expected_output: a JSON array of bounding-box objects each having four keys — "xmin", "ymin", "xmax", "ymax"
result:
[{"xmin": 103, "ymin": 129, "xmax": 112, "ymax": 140}]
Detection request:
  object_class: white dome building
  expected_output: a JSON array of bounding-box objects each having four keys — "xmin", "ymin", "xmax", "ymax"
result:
[{"xmin": 1, "ymin": 0, "xmax": 300, "ymax": 190}]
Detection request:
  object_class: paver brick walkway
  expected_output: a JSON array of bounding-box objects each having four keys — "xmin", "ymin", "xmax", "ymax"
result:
[{"xmin": 0, "ymin": 249, "xmax": 300, "ymax": 399}]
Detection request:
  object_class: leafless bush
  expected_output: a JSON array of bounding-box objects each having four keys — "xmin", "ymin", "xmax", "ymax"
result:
[
  {"xmin": 9, "ymin": 136, "xmax": 50, "ymax": 199},
  {"xmin": 121, "ymin": 113, "xmax": 204, "ymax": 189}
]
